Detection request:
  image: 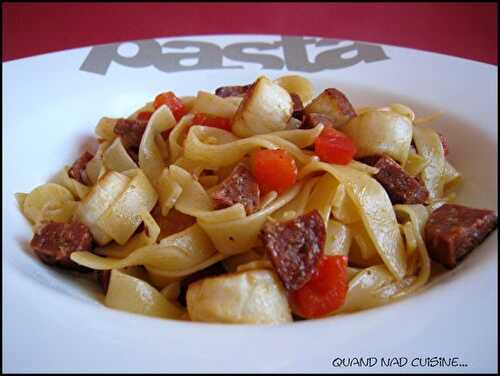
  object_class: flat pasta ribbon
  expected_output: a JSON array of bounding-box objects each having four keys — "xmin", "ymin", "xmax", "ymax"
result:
[
  {"xmin": 299, "ymin": 160, "xmax": 407, "ymax": 281},
  {"xmin": 139, "ymin": 105, "xmax": 176, "ymax": 186}
]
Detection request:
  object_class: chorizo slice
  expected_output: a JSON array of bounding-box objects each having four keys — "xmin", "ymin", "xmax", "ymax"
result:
[
  {"xmin": 68, "ymin": 151, "xmax": 94, "ymax": 185},
  {"xmin": 30, "ymin": 221, "xmax": 94, "ymax": 271},
  {"xmin": 113, "ymin": 118, "xmax": 148, "ymax": 161},
  {"xmin": 211, "ymin": 163, "xmax": 260, "ymax": 215},
  {"xmin": 151, "ymin": 204, "xmax": 196, "ymax": 240},
  {"xmin": 360, "ymin": 154, "xmax": 429, "ymax": 204},
  {"xmin": 424, "ymin": 204, "xmax": 497, "ymax": 269},
  {"xmin": 302, "ymin": 112, "xmax": 336, "ymax": 129},
  {"xmin": 261, "ymin": 210, "xmax": 325, "ymax": 291},
  {"xmin": 113, "ymin": 118, "xmax": 148, "ymax": 148},
  {"xmin": 214, "ymin": 84, "xmax": 251, "ymax": 98},
  {"xmin": 290, "ymin": 93, "xmax": 304, "ymax": 121}
]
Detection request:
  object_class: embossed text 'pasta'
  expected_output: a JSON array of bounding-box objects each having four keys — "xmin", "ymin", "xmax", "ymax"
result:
[{"xmin": 80, "ymin": 36, "xmax": 390, "ymax": 75}]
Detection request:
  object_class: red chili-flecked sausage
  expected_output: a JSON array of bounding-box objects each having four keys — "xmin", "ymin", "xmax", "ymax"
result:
[
  {"xmin": 68, "ymin": 151, "xmax": 94, "ymax": 185},
  {"xmin": 113, "ymin": 118, "xmax": 148, "ymax": 161},
  {"xmin": 290, "ymin": 93, "xmax": 304, "ymax": 122},
  {"xmin": 424, "ymin": 204, "xmax": 497, "ymax": 269},
  {"xmin": 360, "ymin": 155, "xmax": 429, "ymax": 205},
  {"xmin": 260, "ymin": 210, "xmax": 325, "ymax": 291},
  {"xmin": 151, "ymin": 204, "xmax": 197, "ymax": 239},
  {"xmin": 113, "ymin": 118, "xmax": 148, "ymax": 149},
  {"xmin": 214, "ymin": 84, "xmax": 252, "ymax": 98},
  {"xmin": 30, "ymin": 221, "xmax": 94, "ymax": 271},
  {"xmin": 302, "ymin": 112, "xmax": 336, "ymax": 129},
  {"xmin": 211, "ymin": 164, "xmax": 260, "ymax": 215}
]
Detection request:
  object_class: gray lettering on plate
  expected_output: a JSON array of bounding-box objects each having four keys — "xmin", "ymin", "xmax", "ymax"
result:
[
  {"xmin": 223, "ymin": 42, "xmax": 284, "ymax": 70},
  {"xmin": 154, "ymin": 40, "xmax": 240, "ymax": 72},
  {"xmin": 80, "ymin": 39, "xmax": 160, "ymax": 75},
  {"xmin": 80, "ymin": 36, "xmax": 389, "ymax": 75},
  {"xmin": 314, "ymin": 38, "xmax": 390, "ymax": 70},
  {"xmin": 280, "ymin": 36, "xmax": 321, "ymax": 72}
]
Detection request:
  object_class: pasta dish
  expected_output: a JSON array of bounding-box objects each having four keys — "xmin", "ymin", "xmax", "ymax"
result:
[{"xmin": 17, "ymin": 75, "xmax": 497, "ymax": 324}]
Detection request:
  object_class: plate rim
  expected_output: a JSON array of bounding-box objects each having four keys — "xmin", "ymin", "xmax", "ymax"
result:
[
  {"xmin": 3, "ymin": 33, "xmax": 498, "ymax": 372},
  {"xmin": 3, "ymin": 32, "xmax": 498, "ymax": 69}
]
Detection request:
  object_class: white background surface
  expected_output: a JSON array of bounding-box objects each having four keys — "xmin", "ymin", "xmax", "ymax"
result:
[{"xmin": 3, "ymin": 35, "xmax": 498, "ymax": 373}]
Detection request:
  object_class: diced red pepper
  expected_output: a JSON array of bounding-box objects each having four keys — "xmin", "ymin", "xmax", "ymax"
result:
[
  {"xmin": 251, "ymin": 149, "xmax": 298, "ymax": 195},
  {"xmin": 314, "ymin": 128, "xmax": 357, "ymax": 165},
  {"xmin": 289, "ymin": 255, "xmax": 348, "ymax": 318},
  {"xmin": 153, "ymin": 92, "xmax": 187, "ymax": 121},
  {"xmin": 192, "ymin": 113, "xmax": 232, "ymax": 132},
  {"xmin": 438, "ymin": 132, "xmax": 449, "ymax": 156},
  {"xmin": 137, "ymin": 111, "xmax": 153, "ymax": 121}
]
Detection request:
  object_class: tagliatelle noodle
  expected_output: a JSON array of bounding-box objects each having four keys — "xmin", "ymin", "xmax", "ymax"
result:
[
  {"xmin": 441, "ymin": 160, "xmax": 462, "ymax": 192},
  {"xmin": 75, "ymin": 171, "xmax": 131, "ymax": 245},
  {"xmin": 190, "ymin": 91, "xmax": 241, "ymax": 118},
  {"xmin": 157, "ymin": 168, "xmax": 183, "ymax": 217},
  {"xmin": 198, "ymin": 182, "xmax": 303, "ymax": 255},
  {"xmin": 412, "ymin": 125, "xmax": 446, "ymax": 201},
  {"xmin": 103, "ymin": 137, "xmax": 138, "ymax": 172},
  {"xmin": 403, "ymin": 149, "xmax": 430, "ymax": 177},
  {"xmin": 54, "ymin": 167, "xmax": 90, "ymax": 200},
  {"xmin": 331, "ymin": 183, "xmax": 361, "ymax": 224},
  {"xmin": 138, "ymin": 105, "xmax": 176, "ymax": 186},
  {"xmin": 168, "ymin": 165, "xmax": 247, "ymax": 222},
  {"xmin": 222, "ymin": 250, "xmax": 264, "ymax": 273},
  {"xmin": 168, "ymin": 114, "xmax": 195, "ymax": 164},
  {"xmin": 324, "ymin": 220, "xmax": 352, "ymax": 256},
  {"xmin": 299, "ymin": 160, "xmax": 406, "ymax": 280},
  {"xmin": 271, "ymin": 177, "xmax": 319, "ymax": 221},
  {"xmin": 71, "ymin": 224, "xmax": 221, "ymax": 273},
  {"xmin": 95, "ymin": 117, "xmax": 119, "ymax": 141},
  {"xmin": 93, "ymin": 210, "xmax": 160, "ymax": 258},
  {"xmin": 96, "ymin": 169, "xmax": 158, "ymax": 245},
  {"xmin": 348, "ymin": 221, "xmax": 382, "ymax": 265},
  {"xmin": 413, "ymin": 111, "xmax": 444, "ymax": 125},
  {"xmin": 105, "ymin": 269, "xmax": 184, "ymax": 319},
  {"xmin": 304, "ymin": 173, "xmax": 338, "ymax": 222},
  {"xmin": 392, "ymin": 204, "xmax": 431, "ymax": 297},
  {"xmin": 17, "ymin": 74, "xmax": 473, "ymax": 325},
  {"xmin": 85, "ymin": 141, "xmax": 110, "ymax": 186},
  {"xmin": 22, "ymin": 183, "xmax": 77, "ymax": 225},
  {"xmin": 183, "ymin": 125, "xmax": 323, "ymax": 168}
]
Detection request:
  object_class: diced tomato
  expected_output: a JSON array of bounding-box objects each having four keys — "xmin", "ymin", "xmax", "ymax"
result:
[
  {"xmin": 290, "ymin": 255, "xmax": 348, "ymax": 319},
  {"xmin": 192, "ymin": 113, "xmax": 232, "ymax": 132},
  {"xmin": 438, "ymin": 132, "xmax": 449, "ymax": 156},
  {"xmin": 251, "ymin": 149, "xmax": 298, "ymax": 195},
  {"xmin": 314, "ymin": 128, "xmax": 357, "ymax": 165},
  {"xmin": 153, "ymin": 92, "xmax": 187, "ymax": 121},
  {"xmin": 137, "ymin": 111, "xmax": 153, "ymax": 121}
]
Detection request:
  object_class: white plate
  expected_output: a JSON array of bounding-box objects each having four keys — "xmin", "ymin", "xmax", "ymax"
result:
[{"xmin": 3, "ymin": 34, "xmax": 498, "ymax": 373}]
